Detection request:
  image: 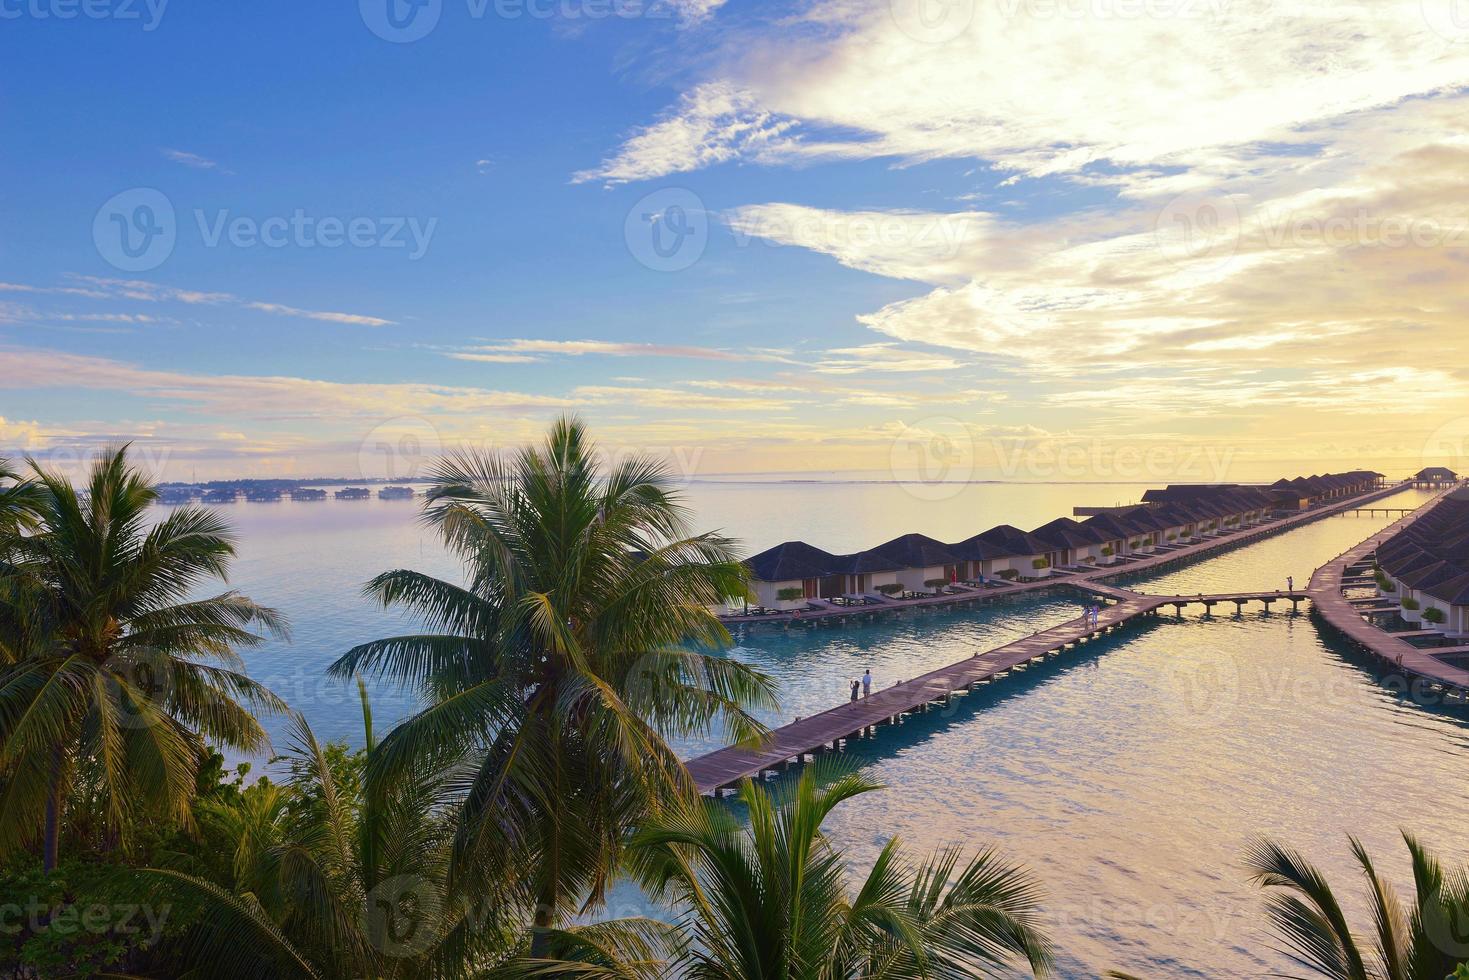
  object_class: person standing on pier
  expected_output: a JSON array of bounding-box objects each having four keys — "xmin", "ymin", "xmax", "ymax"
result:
[
  {"xmin": 863, "ymin": 669, "xmax": 872, "ymax": 697},
  {"xmin": 850, "ymin": 679, "xmax": 860, "ymax": 702},
  {"xmin": 1287, "ymin": 575, "xmax": 1294, "ymax": 593}
]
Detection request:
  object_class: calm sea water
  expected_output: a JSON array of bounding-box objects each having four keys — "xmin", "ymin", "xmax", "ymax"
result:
[{"xmin": 197, "ymin": 481, "xmax": 1462, "ymax": 977}]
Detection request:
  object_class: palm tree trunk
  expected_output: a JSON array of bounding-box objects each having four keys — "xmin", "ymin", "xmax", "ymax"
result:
[{"xmin": 42, "ymin": 745, "xmax": 62, "ymax": 872}]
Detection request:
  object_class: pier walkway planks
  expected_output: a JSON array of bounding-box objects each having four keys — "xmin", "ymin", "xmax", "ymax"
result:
[
  {"xmin": 688, "ymin": 587, "xmax": 1310, "ymax": 794},
  {"xmin": 689, "ymin": 484, "xmax": 1443, "ymax": 795}
]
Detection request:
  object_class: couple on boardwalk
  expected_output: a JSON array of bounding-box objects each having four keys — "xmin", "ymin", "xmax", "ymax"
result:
[
  {"xmin": 849, "ymin": 668, "xmax": 873, "ymax": 701},
  {"xmin": 1080, "ymin": 604, "xmax": 1102, "ymax": 628}
]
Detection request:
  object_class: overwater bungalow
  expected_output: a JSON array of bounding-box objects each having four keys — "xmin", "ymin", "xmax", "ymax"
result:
[
  {"xmin": 960, "ymin": 525, "xmax": 1053, "ymax": 579},
  {"xmin": 335, "ymin": 486, "xmax": 371, "ymax": 500},
  {"xmin": 1080, "ymin": 511, "xmax": 1149, "ymax": 560},
  {"xmin": 948, "ymin": 534, "xmax": 1021, "ymax": 579},
  {"xmin": 244, "ymin": 488, "xmax": 283, "ymax": 502},
  {"xmin": 736, "ymin": 468, "xmax": 1384, "ymax": 614},
  {"xmin": 833, "ymin": 549, "xmax": 902, "ymax": 598},
  {"xmin": 1413, "ymin": 466, "xmax": 1460, "ymax": 487},
  {"xmin": 378, "ymin": 485, "xmax": 416, "ymax": 499},
  {"xmin": 1375, "ymin": 488, "xmax": 1469, "ymax": 637},
  {"xmin": 861, "ymin": 533, "xmax": 965, "ymax": 593},
  {"xmin": 745, "ymin": 540, "xmax": 842, "ymax": 609},
  {"xmin": 1030, "ymin": 517, "xmax": 1109, "ymax": 568},
  {"xmin": 290, "ymin": 487, "xmax": 327, "ymax": 501}
]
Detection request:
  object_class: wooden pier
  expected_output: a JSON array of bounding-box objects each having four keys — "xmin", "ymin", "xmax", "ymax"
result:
[
  {"xmin": 1307, "ymin": 490, "xmax": 1469, "ymax": 698},
  {"xmin": 689, "ymin": 585, "xmax": 1310, "ymax": 794},
  {"xmin": 686, "ymin": 484, "xmax": 1451, "ymax": 795}
]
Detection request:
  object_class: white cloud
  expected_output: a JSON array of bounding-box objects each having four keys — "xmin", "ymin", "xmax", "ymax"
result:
[
  {"xmin": 162, "ymin": 148, "xmax": 229, "ymax": 172},
  {"xmin": 583, "ymin": 0, "xmax": 1469, "ymax": 184}
]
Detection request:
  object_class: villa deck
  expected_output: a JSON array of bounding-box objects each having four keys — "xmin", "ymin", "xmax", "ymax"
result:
[{"xmin": 1308, "ymin": 490, "xmax": 1469, "ymax": 695}]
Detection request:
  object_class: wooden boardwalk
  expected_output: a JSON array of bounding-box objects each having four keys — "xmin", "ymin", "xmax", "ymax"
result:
[
  {"xmin": 689, "ymin": 586, "xmax": 1310, "ymax": 793},
  {"xmin": 687, "ymin": 483, "xmax": 1442, "ymax": 795},
  {"xmin": 1307, "ymin": 490, "xmax": 1469, "ymax": 697},
  {"xmin": 721, "ymin": 483, "xmax": 1410, "ymax": 627}
]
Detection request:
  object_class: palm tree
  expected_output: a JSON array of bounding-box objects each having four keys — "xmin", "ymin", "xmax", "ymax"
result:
[
  {"xmin": 141, "ymin": 684, "xmax": 516, "ymax": 979},
  {"xmin": 513, "ymin": 767, "xmax": 1053, "ymax": 978},
  {"xmin": 329, "ymin": 416, "xmax": 776, "ymax": 946},
  {"xmin": 0, "ymin": 445, "xmax": 289, "ymax": 871},
  {"xmin": 0, "ymin": 456, "xmax": 42, "ymax": 537},
  {"xmin": 1247, "ymin": 832, "xmax": 1469, "ymax": 979}
]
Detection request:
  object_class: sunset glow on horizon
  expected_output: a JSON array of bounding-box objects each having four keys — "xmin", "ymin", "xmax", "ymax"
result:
[{"xmin": 4, "ymin": 0, "xmax": 1468, "ymax": 482}]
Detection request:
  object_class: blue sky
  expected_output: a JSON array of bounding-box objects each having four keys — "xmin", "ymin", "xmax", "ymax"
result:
[{"xmin": 4, "ymin": 0, "xmax": 1469, "ymax": 482}]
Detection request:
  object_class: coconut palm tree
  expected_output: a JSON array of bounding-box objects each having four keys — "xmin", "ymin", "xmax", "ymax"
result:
[
  {"xmin": 1246, "ymin": 832, "xmax": 1469, "ymax": 979},
  {"xmin": 0, "ymin": 446, "xmax": 288, "ymax": 871},
  {"xmin": 141, "ymin": 685, "xmax": 520, "ymax": 979},
  {"xmin": 0, "ymin": 456, "xmax": 42, "ymax": 537},
  {"xmin": 328, "ymin": 416, "xmax": 776, "ymax": 946},
  {"xmin": 511, "ymin": 767, "xmax": 1053, "ymax": 979}
]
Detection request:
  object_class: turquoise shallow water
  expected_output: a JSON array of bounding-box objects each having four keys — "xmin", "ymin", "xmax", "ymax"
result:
[{"xmin": 187, "ymin": 481, "xmax": 1463, "ymax": 977}]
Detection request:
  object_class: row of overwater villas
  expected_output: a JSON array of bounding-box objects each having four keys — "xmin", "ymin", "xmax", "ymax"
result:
[
  {"xmin": 744, "ymin": 471, "xmax": 1385, "ymax": 610},
  {"xmin": 1376, "ymin": 487, "xmax": 1469, "ymax": 638}
]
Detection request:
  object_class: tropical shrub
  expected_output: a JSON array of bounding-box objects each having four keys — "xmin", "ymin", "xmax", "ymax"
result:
[
  {"xmin": 1424, "ymin": 607, "xmax": 1445, "ymax": 624},
  {"xmin": 924, "ymin": 577, "xmax": 948, "ymax": 589},
  {"xmin": 603, "ymin": 768, "xmax": 1055, "ymax": 979},
  {"xmin": 776, "ymin": 587, "xmax": 805, "ymax": 601},
  {"xmin": 1031, "ymin": 557, "xmax": 1050, "ymax": 570},
  {"xmin": 876, "ymin": 582, "xmax": 903, "ymax": 595},
  {"xmin": 1402, "ymin": 597, "xmax": 1421, "ymax": 611},
  {"xmin": 1100, "ymin": 546, "xmax": 1114, "ymax": 557},
  {"xmin": 997, "ymin": 569, "xmax": 1020, "ymax": 581}
]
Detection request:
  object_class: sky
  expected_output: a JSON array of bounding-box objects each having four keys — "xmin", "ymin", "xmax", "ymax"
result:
[{"xmin": 3, "ymin": 0, "xmax": 1469, "ymax": 484}]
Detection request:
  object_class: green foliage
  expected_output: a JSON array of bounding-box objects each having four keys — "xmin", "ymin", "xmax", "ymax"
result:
[
  {"xmin": 327, "ymin": 416, "xmax": 777, "ymax": 940},
  {"xmin": 1376, "ymin": 572, "xmax": 1397, "ymax": 593},
  {"xmin": 876, "ymin": 582, "xmax": 904, "ymax": 594},
  {"xmin": 997, "ymin": 569, "xmax": 1020, "ymax": 581},
  {"xmin": 0, "ymin": 446, "xmax": 289, "ymax": 870},
  {"xmin": 775, "ymin": 587, "xmax": 805, "ymax": 601},
  {"xmin": 0, "ymin": 856, "xmax": 201, "ymax": 977},
  {"xmin": 560, "ymin": 766, "xmax": 1055, "ymax": 980},
  {"xmin": 1031, "ymin": 557, "xmax": 1050, "ymax": 570},
  {"xmin": 1248, "ymin": 832, "xmax": 1469, "ymax": 980},
  {"xmin": 1402, "ymin": 597, "xmax": 1421, "ymax": 611},
  {"xmin": 138, "ymin": 690, "xmax": 516, "ymax": 979},
  {"xmin": 1424, "ymin": 607, "xmax": 1446, "ymax": 624},
  {"xmin": 924, "ymin": 577, "xmax": 948, "ymax": 589},
  {"xmin": 1101, "ymin": 546, "xmax": 1115, "ymax": 557}
]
